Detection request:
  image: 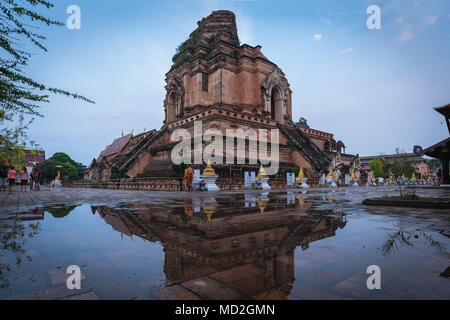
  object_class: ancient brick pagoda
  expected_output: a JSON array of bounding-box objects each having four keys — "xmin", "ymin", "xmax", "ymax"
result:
[{"xmin": 87, "ymin": 10, "xmax": 360, "ymax": 184}]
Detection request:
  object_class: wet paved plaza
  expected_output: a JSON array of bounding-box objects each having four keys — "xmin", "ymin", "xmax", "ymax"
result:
[{"xmin": 0, "ymin": 186, "xmax": 449, "ymax": 300}]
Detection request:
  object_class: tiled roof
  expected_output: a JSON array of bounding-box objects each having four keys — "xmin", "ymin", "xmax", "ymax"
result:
[
  {"xmin": 434, "ymin": 104, "xmax": 450, "ymax": 118},
  {"xmin": 97, "ymin": 134, "xmax": 132, "ymax": 163},
  {"xmin": 423, "ymin": 137, "xmax": 450, "ymax": 158},
  {"xmin": 360, "ymin": 153, "xmax": 423, "ymax": 161}
]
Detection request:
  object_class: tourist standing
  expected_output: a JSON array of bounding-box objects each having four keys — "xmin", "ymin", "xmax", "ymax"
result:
[
  {"xmin": 20, "ymin": 167, "xmax": 28, "ymax": 192},
  {"xmin": 0, "ymin": 164, "xmax": 7, "ymax": 191},
  {"xmin": 184, "ymin": 165, "xmax": 194, "ymax": 191},
  {"xmin": 29, "ymin": 170, "xmax": 35, "ymax": 191},
  {"xmin": 8, "ymin": 166, "xmax": 16, "ymax": 192},
  {"xmin": 33, "ymin": 168, "xmax": 41, "ymax": 191}
]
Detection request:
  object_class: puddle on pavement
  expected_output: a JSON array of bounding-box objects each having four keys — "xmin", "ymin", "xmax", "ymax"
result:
[{"xmin": 0, "ymin": 191, "xmax": 449, "ymax": 300}]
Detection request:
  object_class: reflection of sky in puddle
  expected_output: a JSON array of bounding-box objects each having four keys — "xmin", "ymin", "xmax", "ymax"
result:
[{"xmin": 0, "ymin": 191, "xmax": 449, "ymax": 300}]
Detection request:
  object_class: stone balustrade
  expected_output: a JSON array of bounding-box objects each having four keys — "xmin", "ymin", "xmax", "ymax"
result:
[
  {"xmin": 70, "ymin": 178, "xmax": 183, "ymax": 192},
  {"xmin": 69, "ymin": 177, "xmax": 325, "ymax": 191}
]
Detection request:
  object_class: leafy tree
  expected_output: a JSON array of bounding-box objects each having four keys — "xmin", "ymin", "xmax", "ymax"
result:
[
  {"xmin": 295, "ymin": 117, "xmax": 310, "ymax": 128},
  {"xmin": 37, "ymin": 152, "xmax": 83, "ymax": 183},
  {"xmin": 44, "ymin": 205, "xmax": 79, "ymax": 219},
  {"xmin": 50, "ymin": 152, "xmax": 76, "ymax": 165},
  {"xmin": 369, "ymin": 156, "xmax": 385, "ymax": 178},
  {"xmin": 382, "ymin": 156, "xmax": 418, "ymax": 178},
  {"xmin": 62, "ymin": 161, "xmax": 78, "ymax": 180},
  {"xmin": 76, "ymin": 162, "xmax": 86, "ymax": 180},
  {"xmin": 0, "ymin": 114, "xmax": 34, "ymax": 169},
  {"xmin": 169, "ymin": 162, "xmax": 186, "ymax": 177},
  {"xmin": 0, "ymin": 217, "xmax": 41, "ymax": 289},
  {"xmin": 110, "ymin": 165, "xmax": 129, "ymax": 180},
  {"xmin": 0, "ymin": 1, "xmax": 93, "ymax": 170}
]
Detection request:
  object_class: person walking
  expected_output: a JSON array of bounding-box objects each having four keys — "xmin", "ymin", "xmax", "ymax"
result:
[
  {"xmin": 184, "ymin": 165, "xmax": 194, "ymax": 191},
  {"xmin": 29, "ymin": 170, "xmax": 35, "ymax": 191},
  {"xmin": 20, "ymin": 167, "xmax": 28, "ymax": 192},
  {"xmin": 8, "ymin": 166, "xmax": 16, "ymax": 192},
  {"xmin": 0, "ymin": 164, "xmax": 7, "ymax": 191}
]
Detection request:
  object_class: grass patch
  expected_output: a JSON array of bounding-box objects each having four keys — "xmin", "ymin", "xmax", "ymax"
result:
[
  {"xmin": 375, "ymin": 196, "xmax": 445, "ymax": 203},
  {"xmin": 363, "ymin": 196, "xmax": 450, "ymax": 209}
]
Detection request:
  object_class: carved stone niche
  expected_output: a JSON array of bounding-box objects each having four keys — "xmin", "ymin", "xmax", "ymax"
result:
[
  {"xmin": 262, "ymin": 71, "xmax": 288, "ymax": 124},
  {"xmin": 164, "ymin": 78, "xmax": 185, "ymax": 123}
]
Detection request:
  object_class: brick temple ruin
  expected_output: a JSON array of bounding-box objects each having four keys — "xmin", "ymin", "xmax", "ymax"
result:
[{"xmin": 86, "ymin": 10, "xmax": 360, "ymax": 186}]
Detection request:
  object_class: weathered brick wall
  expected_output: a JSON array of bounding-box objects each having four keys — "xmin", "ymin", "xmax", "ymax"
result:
[{"xmin": 70, "ymin": 179, "xmax": 183, "ymax": 191}]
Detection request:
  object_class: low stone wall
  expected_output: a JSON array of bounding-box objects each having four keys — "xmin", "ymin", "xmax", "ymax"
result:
[
  {"xmin": 70, "ymin": 178, "xmax": 183, "ymax": 191},
  {"xmin": 69, "ymin": 178, "xmax": 304, "ymax": 191}
]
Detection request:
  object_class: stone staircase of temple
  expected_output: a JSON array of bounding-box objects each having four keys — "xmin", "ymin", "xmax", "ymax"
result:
[
  {"xmin": 117, "ymin": 126, "xmax": 167, "ymax": 172},
  {"xmin": 138, "ymin": 159, "xmax": 174, "ymax": 178},
  {"xmin": 278, "ymin": 124, "xmax": 331, "ymax": 173}
]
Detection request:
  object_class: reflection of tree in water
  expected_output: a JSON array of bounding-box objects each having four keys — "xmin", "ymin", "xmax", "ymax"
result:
[
  {"xmin": 169, "ymin": 199, "xmax": 195, "ymax": 223},
  {"xmin": 169, "ymin": 208, "xmax": 192, "ymax": 223},
  {"xmin": 382, "ymin": 227, "xmax": 446, "ymax": 256},
  {"xmin": 0, "ymin": 216, "xmax": 42, "ymax": 290},
  {"xmin": 44, "ymin": 205, "xmax": 79, "ymax": 219}
]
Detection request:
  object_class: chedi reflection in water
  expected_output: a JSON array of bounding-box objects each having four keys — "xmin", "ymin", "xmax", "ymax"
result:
[{"xmin": 92, "ymin": 194, "xmax": 347, "ymax": 299}]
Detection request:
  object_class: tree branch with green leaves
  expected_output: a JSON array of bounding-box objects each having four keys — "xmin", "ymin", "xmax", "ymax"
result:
[{"xmin": 0, "ymin": 0, "xmax": 94, "ymax": 167}]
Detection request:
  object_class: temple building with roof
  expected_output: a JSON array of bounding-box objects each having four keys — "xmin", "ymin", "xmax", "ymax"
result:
[
  {"xmin": 23, "ymin": 149, "xmax": 45, "ymax": 176},
  {"xmin": 87, "ymin": 10, "xmax": 359, "ymax": 184},
  {"xmin": 422, "ymin": 104, "xmax": 450, "ymax": 185}
]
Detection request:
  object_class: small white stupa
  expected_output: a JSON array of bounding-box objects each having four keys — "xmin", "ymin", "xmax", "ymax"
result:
[
  {"xmin": 200, "ymin": 161, "xmax": 219, "ymax": 191},
  {"xmin": 256, "ymin": 165, "xmax": 271, "ymax": 190},
  {"xmin": 296, "ymin": 167, "xmax": 309, "ymax": 190}
]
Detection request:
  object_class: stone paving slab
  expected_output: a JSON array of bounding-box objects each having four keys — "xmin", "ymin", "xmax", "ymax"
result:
[
  {"xmin": 130, "ymin": 294, "xmax": 156, "ymax": 300},
  {"xmin": 181, "ymin": 277, "xmax": 243, "ymax": 300},
  {"xmin": 152, "ymin": 285, "xmax": 201, "ymax": 300},
  {"xmin": 210, "ymin": 264, "xmax": 264, "ymax": 284},
  {"xmin": 62, "ymin": 291, "xmax": 99, "ymax": 300},
  {"xmin": 227, "ymin": 273, "xmax": 274, "ymax": 297},
  {"xmin": 12, "ymin": 282, "xmax": 95, "ymax": 300},
  {"xmin": 331, "ymin": 274, "xmax": 371, "ymax": 299},
  {"xmin": 252, "ymin": 288, "xmax": 290, "ymax": 300}
]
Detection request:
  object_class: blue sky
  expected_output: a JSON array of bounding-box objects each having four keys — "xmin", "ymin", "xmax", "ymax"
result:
[{"xmin": 23, "ymin": 0, "xmax": 450, "ymax": 164}]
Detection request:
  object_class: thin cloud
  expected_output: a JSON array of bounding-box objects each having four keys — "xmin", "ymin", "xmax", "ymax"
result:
[
  {"xmin": 423, "ymin": 15, "xmax": 438, "ymax": 25},
  {"xmin": 320, "ymin": 17, "xmax": 332, "ymax": 26},
  {"xmin": 398, "ymin": 29, "xmax": 414, "ymax": 41},
  {"xmin": 339, "ymin": 48, "xmax": 353, "ymax": 54},
  {"xmin": 236, "ymin": 11, "xmax": 252, "ymax": 44},
  {"xmin": 313, "ymin": 34, "xmax": 322, "ymax": 41}
]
